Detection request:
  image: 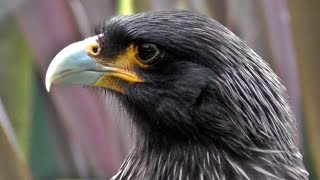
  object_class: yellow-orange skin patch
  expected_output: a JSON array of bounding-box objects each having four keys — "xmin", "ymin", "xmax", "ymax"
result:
[
  {"xmin": 91, "ymin": 44, "xmax": 146, "ymax": 93},
  {"xmin": 93, "ymin": 76, "xmax": 124, "ymax": 93}
]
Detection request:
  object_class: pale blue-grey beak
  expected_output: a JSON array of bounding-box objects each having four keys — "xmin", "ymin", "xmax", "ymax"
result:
[{"xmin": 46, "ymin": 36, "xmax": 110, "ymax": 91}]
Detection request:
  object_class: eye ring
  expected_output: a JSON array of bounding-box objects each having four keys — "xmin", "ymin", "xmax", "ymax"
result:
[{"xmin": 136, "ymin": 43, "xmax": 160, "ymax": 65}]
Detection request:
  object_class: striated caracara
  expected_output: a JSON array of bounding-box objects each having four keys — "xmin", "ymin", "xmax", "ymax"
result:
[{"xmin": 45, "ymin": 10, "xmax": 308, "ymax": 180}]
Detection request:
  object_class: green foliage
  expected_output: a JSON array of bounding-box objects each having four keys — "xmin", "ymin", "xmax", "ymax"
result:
[
  {"xmin": 118, "ymin": 0, "xmax": 133, "ymax": 15},
  {"xmin": 0, "ymin": 16, "xmax": 32, "ymax": 160},
  {"xmin": 29, "ymin": 77, "xmax": 59, "ymax": 179}
]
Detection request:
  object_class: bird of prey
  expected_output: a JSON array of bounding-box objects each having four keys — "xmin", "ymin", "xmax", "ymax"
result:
[{"xmin": 46, "ymin": 10, "xmax": 308, "ymax": 180}]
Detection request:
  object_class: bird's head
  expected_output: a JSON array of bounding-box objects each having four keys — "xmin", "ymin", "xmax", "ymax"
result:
[
  {"xmin": 46, "ymin": 10, "xmax": 294, "ymax": 151},
  {"xmin": 46, "ymin": 10, "xmax": 309, "ymax": 179}
]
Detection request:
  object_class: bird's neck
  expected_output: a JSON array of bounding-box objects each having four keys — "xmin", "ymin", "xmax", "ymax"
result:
[
  {"xmin": 111, "ymin": 142, "xmax": 241, "ymax": 180},
  {"xmin": 111, "ymin": 138, "xmax": 308, "ymax": 180}
]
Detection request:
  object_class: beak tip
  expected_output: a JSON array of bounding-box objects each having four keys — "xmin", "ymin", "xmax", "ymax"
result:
[
  {"xmin": 45, "ymin": 65, "xmax": 53, "ymax": 92},
  {"xmin": 45, "ymin": 78, "xmax": 51, "ymax": 92}
]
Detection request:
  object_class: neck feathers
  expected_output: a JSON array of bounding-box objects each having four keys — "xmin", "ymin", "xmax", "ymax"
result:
[
  {"xmin": 111, "ymin": 143, "xmax": 308, "ymax": 180},
  {"xmin": 112, "ymin": 145, "xmax": 224, "ymax": 180}
]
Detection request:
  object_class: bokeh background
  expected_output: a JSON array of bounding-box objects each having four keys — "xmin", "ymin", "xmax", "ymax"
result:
[{"xmin": 0, "ymin": 0, "xmax": 319, "ymax": 179}]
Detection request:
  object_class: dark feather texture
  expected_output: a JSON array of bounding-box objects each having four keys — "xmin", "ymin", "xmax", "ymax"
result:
[{"xmin": 96, "ymin": 10, "xmax": 308, "ymax": 180}]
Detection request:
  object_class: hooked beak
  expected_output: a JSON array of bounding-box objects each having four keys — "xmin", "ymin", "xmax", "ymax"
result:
[{"xmin": 45, "ymin": 36, "xmax": 143, "ymax": 92}]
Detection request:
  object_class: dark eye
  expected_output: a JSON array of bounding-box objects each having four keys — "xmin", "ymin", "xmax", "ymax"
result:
[{"xmin": 137, "ymin": 43, "xmax": 160, "ymax": 65}]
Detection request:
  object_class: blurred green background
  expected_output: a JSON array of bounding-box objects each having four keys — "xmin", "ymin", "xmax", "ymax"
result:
[{"xmin": 0, "ymin": 0, "xmax": 319, "ymax": 179}]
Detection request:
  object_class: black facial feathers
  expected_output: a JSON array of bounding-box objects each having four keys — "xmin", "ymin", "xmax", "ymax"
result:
[{"xmin": 97, "ymin": 10, "xmax": 308, "ymax": 180}]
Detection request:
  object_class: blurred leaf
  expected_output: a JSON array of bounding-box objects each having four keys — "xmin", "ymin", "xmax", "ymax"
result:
[
  {"xmin": 133, "ymin": 0, "xmax": 150, "ymax": 12},
  {"xmin": 29, "ymin": 75, "xmax": 59, "ymax": 179},
  {"xmin": 0, "ymin": 99, "xmax": 32, "ymax": 180},
  {"xmin": 287, "ymin": 1, "xmax": 320, "ymax": 179},
  {"xmin": 119, "ymin": 0, "xmax": 133, "ymax": 15},
  {"xmin": 0, "ymin": 15, "xmax": 32, "ymax": 159}
]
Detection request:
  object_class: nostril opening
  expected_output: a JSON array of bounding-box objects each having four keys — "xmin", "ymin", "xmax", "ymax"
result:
[{"xmin": 86, "ymin": 43, "xmax": 100, "ymax": 57}]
